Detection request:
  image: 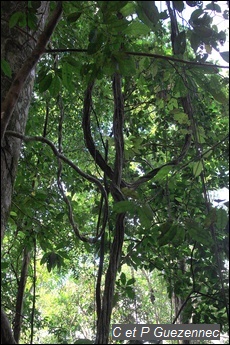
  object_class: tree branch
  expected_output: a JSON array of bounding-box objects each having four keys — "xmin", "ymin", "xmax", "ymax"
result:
[{"xmin": 45, "ymin": 48, "xmax": 229, "ymax": 69}]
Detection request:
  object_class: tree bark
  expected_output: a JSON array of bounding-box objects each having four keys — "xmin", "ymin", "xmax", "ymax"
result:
[
  {"xmin": 1, "ymin": 308, "xmax": 17, "ymax": 345},
  {"xmin": 1, "ymin": 1, "xmax": 62, "ymax": 343},
  {"xmin": 13, "ymin": 248, "xmax": 31, "ymax": 343}
]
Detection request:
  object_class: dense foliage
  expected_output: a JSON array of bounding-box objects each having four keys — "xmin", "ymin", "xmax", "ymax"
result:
[{"xmin": 1, "ymin": 1, "xmax": 229, "ymax": 344}]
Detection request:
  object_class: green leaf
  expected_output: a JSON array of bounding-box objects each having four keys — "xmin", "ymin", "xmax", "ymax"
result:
[
  {"xmin": 113, "ymin": 200, "xmax": 137, "ymax": 214},
  {"xmin": 175, "ymin": 197, "xmax": 183, "ymax": 202},
  {"xmin": 113, "ymin": 53, "xmax": 136, "ymax": 76},
  {"xmin": 50, "ymin": 75, "xmax": 61, "ymax": 97},
  {"xmin": 18, "ymin": 13, "xmax": 27, "ymax": 28},
  {"xmin": 37, "ymin": 67, "xmax": 49, "ymax": 83},
  {"xmin": 120, "ymin": 272, "xmax": 126, "ymax": 285},
  {"xmin": 9, "ymin": 11, "xmax": 23, "ymax": 28},
  {"xmin": 220, "ymin": 52, "xmax": 229, "ymax": 63},
  {"xmin": 87, "ymin": 32, "xmax": 104, "ymax": 55},
  {"xmin": 192, "ymin": 72, "xmax": 227, "ymax": 103},
  {"xmin": 154, "ymin": 166, "xmax": 172, "ymax": 181},
  {"xmin": 39, "ymin": 74, "xmax": 53, "ymax": 93},
  {"xmin": 186, "ymin": 220, "xmax": 212, "ymax": 245},
  {"xmin": 192, "ymin": 161, "xmax": 203, "ymax": 177},
  {"xmin": 62, "ymin": 62, "xmax": 74, "ymax": 91},
  {"xmin": 40, "ymin": 253, "xmax": 49, "ymax": 265},
  {"xmin": 203, "ymin": 150, "xmax": 212, "ymax": 159},
  {"xmin": 215, "ymin": 208, "xmax": 228, "ymax": 231},
  {"xmin": 209, "ymin": 90, "xmax": 227, "ymax": 103},
  {"xmin": 171, "ymin": 225, "xmax": 185, "ymax": 247},
  {"xmin": 121, "ymin": 187, "xmax": 139, "ymax": 199},
  {"xmin": 27, "ymin": 12, "xmax": 37, "ymax": 30},
  {"xmin": 205, "ymin": 44, "xmax": 212, "ymax": 54},
  {"xmin": 193, "ymin": 26, "xmax": 213, "ymax": 38},
  {"xmin": 126, "ymin": 286, "xmax": 135, "ymax": 299},
  {"xmin": 120, "ymin": 2, "xmax": 137, "ymax": 17},
  {"xmin": 10, "ymin": 211, "xmax": 17, "ymax": 217},
  {"xmin": 137, "ymin": 1, "xmax": 160, "ymax": 29},
  {"xmin": 173, "ymin": 111, "xmax": 190, "ymax": 124},
  {"xmin": 106, "ymin": 1, "xmax": 128, "ymax": 13},
  {"xmin": 1, "ymin": 262, "xmax": 9, "ymax": 270},
  {"xmin": 193, "ymin": 65, "xmax": 219, "ymax": 74},
  {"xmin": 190, "ymin": 32, "xmax": 201, "ymax": 52},
  {"xmin": 67, "ymin": 12, "xmax": 82, "ymax": 24},
  {"xmin": 190, "ymin": 8, "xmax": 204, "ymax": 21},
  {"xmin": 64, "ymin": 56, "xmax": 80, "ymax": 67},
  {"xmin": 223, "ymin": 10, "xmax": 229, "ymax": 20},
  {"xmin": 58, "ymin": 251, "xmax": 70, "ymax": 260},
  {"xmin": 141, "ymin": 204, "xmax": 153, "ymax": 219},
  {"xmin": 1, "ymin": 60, "xmax": 12, "ymax": 77},
  {"xmin": 224, "ymin": 201, "xmax": 229, "ymax": 208},
  {"xmin": 138, "ymin": 209, "xmax": 151, "ymax": 229},
  {"xmin": 159, "ymin": 10, "xmax": 169, "ymax": 20},
  {"xmin": 127, "ymin": 278, "xmax": 135, "ymax": 285},
  {"xmin": 89, "ymin": 27, "xmax": 98, "ymax": 43},
  {"xmin": 123, "ymin": 21, "xmax": 150, "ymax": 36},
  {"xmin": 173, "ymin": 1, "xmax": 184, "ymax": 13},
  {"xmin": 206, "ymin": 3, "xmax": 221, "ymax": 13},
  {"xmin": 157, "ymin": 222, "xmax": 178, "ymax": 246}
]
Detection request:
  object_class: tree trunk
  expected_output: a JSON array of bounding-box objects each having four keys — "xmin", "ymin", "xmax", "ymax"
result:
[
  {"xmin": 1, "ymin": 0, "xmax": 42, "ymax": 243},
  {"xmin": 13, "ymin": 248, "xmax": 31, "ymax": 343},
  {"xmin": 1, "ymin": 2, "xmax": 62, "ymax": 343}
]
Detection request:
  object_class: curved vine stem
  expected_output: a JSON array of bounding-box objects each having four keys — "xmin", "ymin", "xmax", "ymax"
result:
[{"xmin": 5, "ymin": 131, "xmax": 108, "ymax": 244}]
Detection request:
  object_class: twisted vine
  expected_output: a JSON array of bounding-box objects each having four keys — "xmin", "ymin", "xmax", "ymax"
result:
[{"xmin": 5, "ymin": 130, "xmax": 108, "ymax": 244}]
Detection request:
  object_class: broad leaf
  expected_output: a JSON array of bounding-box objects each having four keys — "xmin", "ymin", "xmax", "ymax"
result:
[
  {"xmin": 113, "ymin": 200, "xmax": 137, "ymax": 214},
  {"xmin": 173, "ymin": 111, "xmax": 190, "ymax": 124},
  {"xmin": 192, "ymin": 161, "xmax": 203, "ymax": 177},
  {"xmin": 186, "ymin": 220, "xmax": 213, "ymax": 245},
  {"xmin": 206, "ymin": 3, "xmax": 221, "ymax": 13},
  {"xmin": 39, "ymin": 74, "xmax": 53, "ymax": 93},
  {"xmin": 157, "ymin": 222, "xmax": 178, "ymax": 246},
  {"xmin": 120, "ymin": 272, "xmax": 126, "ymax": 285},
  {"xmin": 220, "ymin": 51, "xmax": 229, "ymax": 63},
  {"xmin": 67, "ymin": 12, "xmax": 82, "ymax": 24},
  {"xmin": 1, "ymin": 59, "xmax": 12, "ymax": 77},
  {"xmin": 173, "ymin": 1, "xmax": 185, "ymax": 12},
  {"xmin": 50, "ymin": 75, "xmax": 61, "ymax": 97},
  {"xmin": 120, "ymin": 2, "xmax": 137, "ymax": 17},
  {"xmin": 9, "ymin": 11, "xmax": 23, "ymax": 28},
  {"xmin": 154, "ymin": 166, "xmax": 172, "ymax": 181},
  {"xmin": 215, "ymin": 208, "xmax": 228, "ymax": 231},
  {"xmin": 123, "ymin": 21, "xmax": 150, "ymax": 36}
]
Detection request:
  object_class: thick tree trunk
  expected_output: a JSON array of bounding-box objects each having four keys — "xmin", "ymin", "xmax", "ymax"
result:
[
  {"xmin": 173, "ymin": 259, "xmax": 191, "ymax": 345},
  {"xmin": 1, "ymin": 3, "xmax": 46, "ymax": 343},
  {"xmin": 1, "ymin": 1, "xmax": 42, "ymax": 243},
  {"xmin": 1, "ymin": 308, "xmax": 17, "ymax": 345},
  {"xmin": 1, "ymin": 2, "xmax": 63, "ymax": 343}
]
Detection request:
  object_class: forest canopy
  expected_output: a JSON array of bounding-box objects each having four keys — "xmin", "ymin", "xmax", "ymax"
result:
[{"xmin": 1, "ymin": 1, "xmax": 229, "ymax": 344}]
